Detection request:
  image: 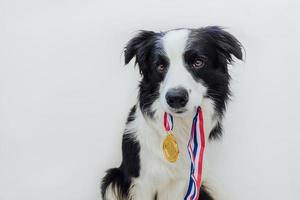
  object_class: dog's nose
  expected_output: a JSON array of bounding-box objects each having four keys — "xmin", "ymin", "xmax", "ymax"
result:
[{"xmin": 166, "ymin": 88, "xmax": 189, "ymax": 109}]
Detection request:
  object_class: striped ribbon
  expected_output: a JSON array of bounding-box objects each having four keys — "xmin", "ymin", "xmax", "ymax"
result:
[
  {"xmin": 184, "ymin": 107, "xmax": 205, "ymax": 200},
  {"xmin": 164, "ymin": 112, "xmax": 174, "ymax": 132},
  {"xmin": 163, "ymin": 107, "xmax": 205, "ymax": 200}
]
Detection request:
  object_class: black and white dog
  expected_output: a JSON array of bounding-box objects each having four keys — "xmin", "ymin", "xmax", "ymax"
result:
[{"xmin": 101, "ymin": 26, "xmax": 243, "ymax": 200}]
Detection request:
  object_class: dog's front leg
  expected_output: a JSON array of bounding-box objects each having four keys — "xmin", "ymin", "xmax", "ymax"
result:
[
  {"xmin": 155, "ymin": 179, "xmax": 187, "ymax": 199},
  {"xmin": 129, "ymin": 178, "xmax": 158, "ymax": 200}
]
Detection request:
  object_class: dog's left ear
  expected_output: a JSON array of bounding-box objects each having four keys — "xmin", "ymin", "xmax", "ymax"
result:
[
  {"xmin": 124, "ymin": 31, "xmax": 157, "ymax": 75},
  {"xmin": 202, "ymin": 26, "xmax": 243, "ymax": 63}
]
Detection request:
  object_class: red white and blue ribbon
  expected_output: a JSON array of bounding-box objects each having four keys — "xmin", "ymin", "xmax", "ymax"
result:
[
  {"xmin": 184, "ymin": 107, "xmax": 205, "ymax": 200},
  {"xmin": 163, "ymin": 107, "xmax": 205, "ymax": 199},
  {"xmin": 164, "ymin": 112, "xmax": 174, "ymax": 132}
]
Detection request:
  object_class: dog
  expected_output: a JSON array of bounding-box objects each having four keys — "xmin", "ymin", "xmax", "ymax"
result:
[{"xmin": 101, "ymin": 26, "xmax": 243, "ymax": 200}]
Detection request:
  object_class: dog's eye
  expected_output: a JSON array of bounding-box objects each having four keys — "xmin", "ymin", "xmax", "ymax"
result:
[
  {"xmin": 157, "ymin": 64, "xmax": 166, "ymax": 73},
  {"xmin": 192, "ymin": 59, "xmax": 205, "ymax": 69}
]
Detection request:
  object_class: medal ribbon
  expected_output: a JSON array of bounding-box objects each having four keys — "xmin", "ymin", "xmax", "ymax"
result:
[
  {"xmin": 184, "ymin": 107, "xmax": 205, "ymax": 200},
  {"xmin": 163, "ymin": 107, "xmax": 205, "ymax": 200},
  {"xmin": 164, "ymin": 112, "xmax": 174, "ymax": 132}
]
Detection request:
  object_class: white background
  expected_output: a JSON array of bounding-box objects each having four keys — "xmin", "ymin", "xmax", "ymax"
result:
[{"xmin": 1, "ymin": 0, "xmax": 300, "ymax": 199}]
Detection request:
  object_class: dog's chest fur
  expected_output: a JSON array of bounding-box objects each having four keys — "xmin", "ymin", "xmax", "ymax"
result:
[{"xmin": 128, "ymin": 99, "xmax": 216, "ymax": 199}]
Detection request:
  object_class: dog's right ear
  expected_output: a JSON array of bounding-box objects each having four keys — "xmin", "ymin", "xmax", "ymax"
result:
[{"xmin": 124, "ymin": 31, "xmax": 157, "ymax": 74}]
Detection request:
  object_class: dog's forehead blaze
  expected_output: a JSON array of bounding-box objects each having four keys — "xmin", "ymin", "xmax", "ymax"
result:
[
  {"xmin": 161, "ymin": 29, "xmax": 190, "ymax": 62},
  {"xmin": 160, "ymin": 29, "xmax": 200, "ymax": 92}
]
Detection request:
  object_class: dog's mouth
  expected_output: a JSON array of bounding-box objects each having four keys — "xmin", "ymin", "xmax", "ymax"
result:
[{"xmin": 168, "ymin": 108, "xmax": 188, "ymax": 115}]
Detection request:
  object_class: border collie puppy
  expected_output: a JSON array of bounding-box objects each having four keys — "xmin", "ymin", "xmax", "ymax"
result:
[{"xmin": 101, "ymin": 26, "xmax": 243, "ymax": 200}]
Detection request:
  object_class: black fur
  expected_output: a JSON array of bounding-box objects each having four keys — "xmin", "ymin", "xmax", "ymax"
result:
[
  {"xmin": 199, "ymin": 185, "xmax": 214, "ymax": 200},
  {"xmin": 126, "ymin": 105, "xmax": 136, "ymax": 124},
  {"xmin": 209, "ymin": 121, "xmax": 223, "ymax": 140},
  {"xmin": 101, "ymin": 108, "xmax": 140, "ymax": 199}
]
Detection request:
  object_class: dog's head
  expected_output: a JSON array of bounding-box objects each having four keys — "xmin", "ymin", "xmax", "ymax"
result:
[{"xmin": 125, "ymin": 27, "xmax": 243, "ymax": 119}]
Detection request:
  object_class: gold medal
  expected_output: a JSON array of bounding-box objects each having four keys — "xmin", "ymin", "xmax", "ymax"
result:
[{"xmin": 162, "ymin": 133, "xmax": 179, "ymax": 163}]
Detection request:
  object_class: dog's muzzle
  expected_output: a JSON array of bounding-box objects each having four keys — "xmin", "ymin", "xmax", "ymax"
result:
[{"xmin": 165, "ymin": 87, "xmax": 189, "ymax": 109}]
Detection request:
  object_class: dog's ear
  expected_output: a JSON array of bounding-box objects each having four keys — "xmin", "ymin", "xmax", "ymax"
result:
[
  {"xmin": 202, "ymin": 26, "xmax": 243, "ymax": 63},
  {"xmin": 124, "ymin": 31, "xmax": 157, "ymax": 74}
]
